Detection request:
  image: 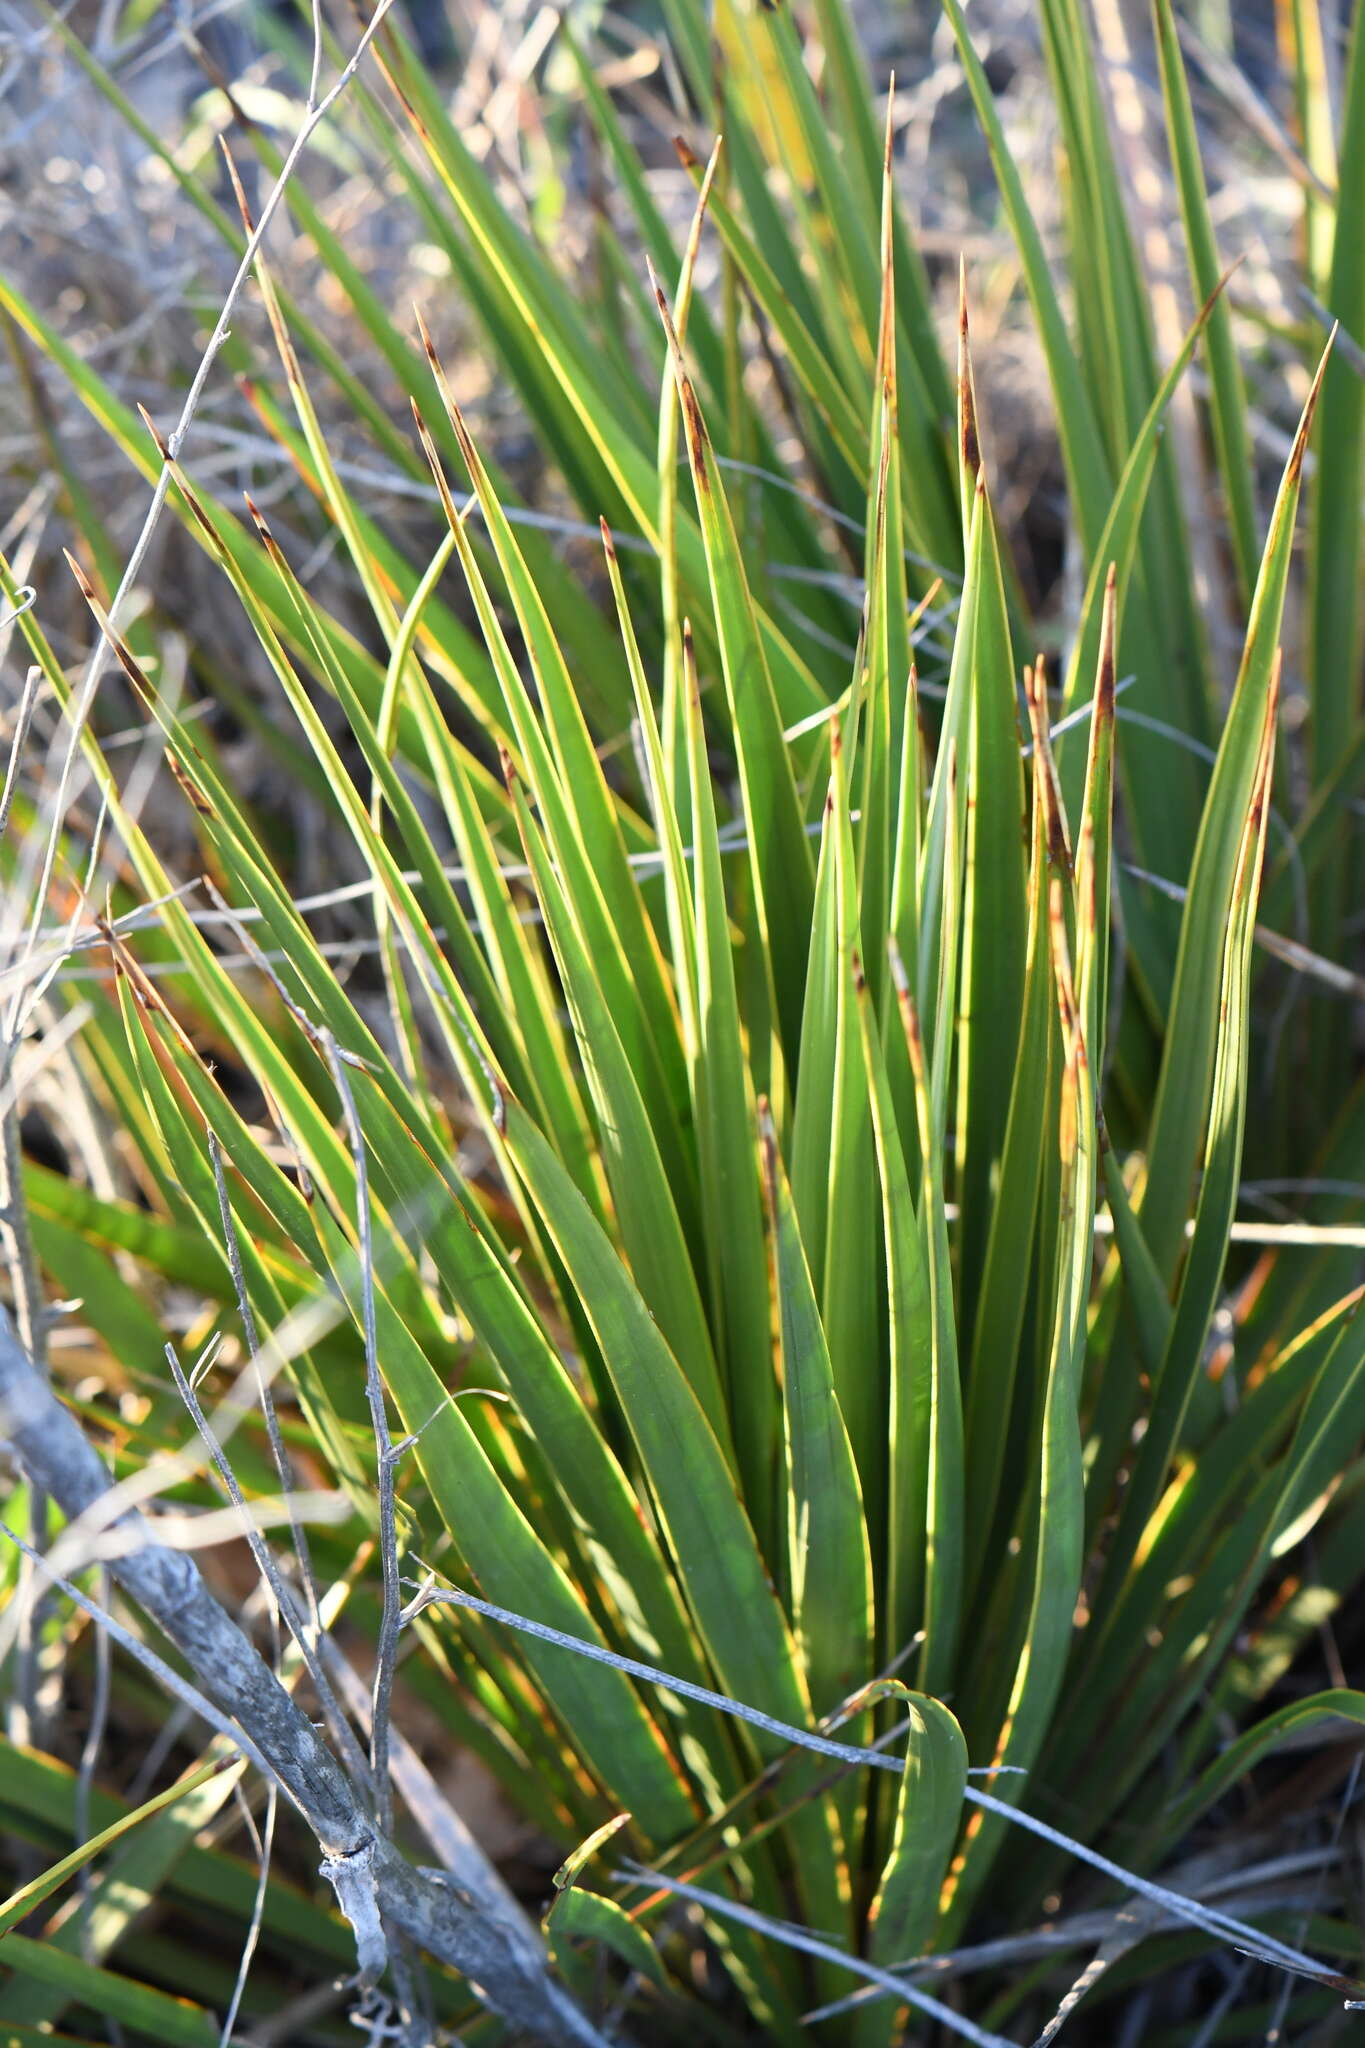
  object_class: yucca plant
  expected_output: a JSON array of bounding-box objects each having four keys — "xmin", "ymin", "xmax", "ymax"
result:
[{"xmin": 1, "ymin": 1, "xmax": 1363, "ymax": 2042}]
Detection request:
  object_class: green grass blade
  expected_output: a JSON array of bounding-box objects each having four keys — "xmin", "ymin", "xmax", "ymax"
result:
[
  {"xmin": 680, "ymin": 631, "xmax": 779, "ymax": 1536},
  {"xmin": 1087, "ymin": 678, "xmax": 1279, "ymax": 1664},
  {"xmin": 854, "ymin": 968, "xmax": 933, "ymax": 1667},
  {"xmin": 1152, "ymin": 0, "xmax": 1259, "ymax": 607},
  {"xmin": 943, "ymin": 889, "xmax": 1095, "ymax": 1933},
  {"xmin": 1141, "ymin": 345, "xmax": 1328, "ymax": 1284},
  {"xmin": 760, "ymin": 1102, "xmax": 874, "ymax": 1720},
  {"xmin": 0, "ymin": 1761, "xmax": 221, "ymax": 1939},
  {"xmin": 504, "ymin": 765, "xmax": 729, "ymax": 1451},
  {"xmin": 889, "ymin": 956, "xmax": 964, "ymax": 1695},
  {"xmin": 952, "ymin": 476, "xmax": 1029, "ymax": 1337},
  {"xmin": 1307, "ymin": 3, "xmax": 1365, "ymax": 796},
  {"xmin": 0, "ymin": 1936, "xmax": 217, "ymax": 2048}
]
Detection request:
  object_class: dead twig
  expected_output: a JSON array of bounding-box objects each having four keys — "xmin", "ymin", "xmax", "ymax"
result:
[{"xmin": 0, "ymin": 1305, "xmax": 618, "ymax": 2048}]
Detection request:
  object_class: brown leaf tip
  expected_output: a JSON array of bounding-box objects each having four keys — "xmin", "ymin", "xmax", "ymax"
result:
[
  {"xmin": 243, "ymin": 495, "xmax": 280, "ymax": 559},
  {"xmin": 219, "ymin": 137, "xmax": 256, "ymax": 235},
  {"xmin": 138, "ymin": 403, "xmax": 171, "ymax": 462},
  {"xmin": 167, "ymin": 751, "xmax": 214, "ymax": 816},
  {"xmin": 63, "ymin": 547, "xmax": 94, "ymax": 599},
  {"xmin": 1288, "ymin": 328, "xmax": 1335, "ymax": 483}
]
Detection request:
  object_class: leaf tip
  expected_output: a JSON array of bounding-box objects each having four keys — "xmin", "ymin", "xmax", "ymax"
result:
[
  {"xmin": 137, "ymin": 402, "xmax": 170, "ymax": 463},
  {"xmin": 1287, "ymin": 328, "xmax": 1335, "ymax": 482}
]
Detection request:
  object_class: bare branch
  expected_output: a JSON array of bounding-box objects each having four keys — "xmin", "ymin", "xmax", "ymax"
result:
[
  {"xmin": 167, "ymin": 1339, "xmax": 374, "ymax": 1799},
  {"xmin": 0, "ymin": 1308, "xmax": 618, "ymax": 2048}
]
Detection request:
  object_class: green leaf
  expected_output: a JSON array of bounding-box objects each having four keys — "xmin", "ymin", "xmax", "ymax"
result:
[
  {"xmin": 0, "ymin": 1939, "xmax": 217, "ymax": 2048},
  {"xmin": 854, "ymin": 965, "xmax": 933, "ymax": 1667},
  {"xmin": 943, "ymin": 887, "xmax": 1096, "ymax": 1933},
  {"xmin": 680, "ymin": 630, "xmax": 778, "ymax": 1534},
  {"xmin": 1307, "ymin": 4, "xmax": 1365, "ymax": 793},
  {"xmin": 1158, "ymin": 1689, "xmax": 1365, "ymax": 1850},
  {"xmin": 760, "ymin": 1102, "xmax": 873, "ymax": 1719},
  {"xmin": 888, "ymin": 953, "xmax": 964, "ymax": 1697},
  {"xmin": 1071, "ymin": 682, "xmax": 1280, "ymax": 1746},
  {"xmin": 502, "ymin": 1106, "xmax": 813, "ymax": 1748},
  {"xmin": 950, "ymin": 477, "xmax": 1029, "ymax": 1336},
  {"xmin": 504, "ymin": 766, "xmax": 727, "ymax": 1449},
  {"xmin": 858, "ymin": 1691, "xmax": 967, "ymax": 2048},
  {"xmin": 0, "ymin": 1761, "xmax": 222, "ymax": 1938},
  {"xmin": 1141, "ymin": 345, "xmax": 1329, "ymax": 1285},
  {"xmin": 546, "ymin": 1888, "xmax": 667, "ymax": 1992}
]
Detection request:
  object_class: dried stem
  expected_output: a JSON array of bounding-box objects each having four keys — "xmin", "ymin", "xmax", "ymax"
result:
[
  {"xmin": 0, "ymin": 1309, "xmax": 617, "ymax": 2048},
  {"xmin": 167, "ymin": 1342, "xmax": 374, "ymax": 1800}
]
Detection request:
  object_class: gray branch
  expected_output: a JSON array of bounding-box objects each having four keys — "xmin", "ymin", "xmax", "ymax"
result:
[{"xmin": 0, "ymin": 1306, "xmax": 614, "ymax": 2048}]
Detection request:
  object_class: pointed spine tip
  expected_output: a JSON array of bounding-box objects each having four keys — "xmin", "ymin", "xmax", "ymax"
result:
[
  {"xmin": 137, "ymin": 403, "xmax": 170, "ymax": 461},
  {"xmin": 243, "ymin": 494, "xmax": 275, "ymax": 552},
  {"xmin": 1289, "ymin": 329, "xmax": 1335, "ymax": 481},
  {"xmin": 219, "ymin": 137, "xmax": 255, "ymax": 235},
  {"xmin": 63, "ymin": 546, "xmax": 93, "ymax": 597}
]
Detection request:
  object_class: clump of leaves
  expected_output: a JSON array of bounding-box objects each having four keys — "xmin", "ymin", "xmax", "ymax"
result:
[{"xmin": 1, "ymin": 1, "xmax": 1363, "ymax": 2042}]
